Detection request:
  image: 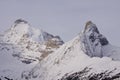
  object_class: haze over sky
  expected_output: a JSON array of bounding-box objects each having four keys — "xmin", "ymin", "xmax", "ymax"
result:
[{"xmin": 0, "ymin": 0, "xmax": 120, "ymax": 46}]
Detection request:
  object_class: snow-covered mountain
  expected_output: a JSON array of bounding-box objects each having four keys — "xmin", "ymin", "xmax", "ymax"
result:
[
  {"xmin": 0, "ymin": 19, "xmax": 64, "ymax": 80},
  {"xmin": 2, "ymin": 19, "xmax": 64, "ymax": 62},
  {"xmin": 81, "ymin": 21, "xmax": 120, "ymax": 60},
  {"xmin": 21, "ymin": 21, "xmax": 120, "ymax": 80},
  {"xmin": 1, "ymin": 20, "xmax": 120, "ymax": 80},
  {"xmin": 3, "ymin": 19, "xmax": 63, "ymax": 45}
]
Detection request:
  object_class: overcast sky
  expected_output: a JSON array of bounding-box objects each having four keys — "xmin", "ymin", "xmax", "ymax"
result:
[{"xmin": 0, "ymin": 0, "xmax": 120, "ymax": 46}]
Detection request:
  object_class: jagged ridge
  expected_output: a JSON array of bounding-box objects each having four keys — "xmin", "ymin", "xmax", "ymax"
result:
[
  {"xmin": 4, "ymin": 19, "xmax": 64, "ymax": 45},
  {"xmin": 1, "ymin": 20, "xmax": 120, "ymax": 80},
  {"xmin": 22, "ymin": 21, "xmax": 120, "ymax": 80}
]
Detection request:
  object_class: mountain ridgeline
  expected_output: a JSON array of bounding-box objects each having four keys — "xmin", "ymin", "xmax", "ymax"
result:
[{"xmin": 0, "ymin": 19, "xmax": 120, "ymax": 80}]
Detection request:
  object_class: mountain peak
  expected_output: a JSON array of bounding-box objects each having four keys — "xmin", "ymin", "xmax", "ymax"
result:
[
  {"xmin": 84, "ymin": 21, "xmax": 99, "ymax": 34},
  {"xmin": 81, "ymin": 21, "xmax": 109, "ymax": 57},
  {"xmin": 85, "ymin": 21, "xmax": 93, "ymax": 28},
  {"xmin": 14, "ymin": 19, "xmax": 28, "ymax": 24},
  {"xmin": 4, "ymin": 19, "xmax": 64, "ymax": 47},
  {"xmin": 11, "ymin": 19, "xmax": 29, "ymax": 30},
  {"xmin": 10, "ymin": 19, "xmax": 30, "ymax": 33}
]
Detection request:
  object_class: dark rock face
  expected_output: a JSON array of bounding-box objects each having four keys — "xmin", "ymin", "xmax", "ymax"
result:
[
  {"xmin": 60, "ymin": 67, "xmax": 120, "ymax": 80},
  {"xmin": 84, "ymin": 21, "xmax": 109, "ymax": 46},
  {"xmin": 88, "ymin": 33, "xmax": 109, "ymax": 46},
  {"xmin": 14, "ymin": 19, "xmax": 28, "ymax": 24},
  {"xmin": 13, "ymin": 19, "xmax": 28, "ymax": 28},
  {"xmin": 89, "ymin": 33, "xmax": 96, "ymax": 42},
  {"xmin": 84, "ymin": 21, "xmax": 99, "ymax": 34},
  {"xmin": 81, "ymin": 21, "xmax": 109, "ymax": 57},
  {"xmin": 99, "ymin": 37, "xmax": 109, "ymax": 46},
  {"xmin": 0, "ymin": 76, "xmax": 13, "ymax": 80}
]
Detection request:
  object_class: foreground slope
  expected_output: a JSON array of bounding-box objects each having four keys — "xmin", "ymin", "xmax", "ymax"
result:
[{"xmin": 24, "ymin": 21, "xmax": 120, "ymax": 80}]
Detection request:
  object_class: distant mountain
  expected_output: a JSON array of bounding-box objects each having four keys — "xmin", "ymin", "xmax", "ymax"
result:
[
  {"xmin": 2, "ymin": 19, "xmax": 64, "ymax": 62},
  {"xmin": 0, "ymin": 20, "xmax": 120, "ymax": 80},
  {"xmin": 0, "ymin": 19, "xmax": 64, "ymax": 80},
  {"xmin": 3, "ymin": 19, "xmax": 63, "ymax": 45}
]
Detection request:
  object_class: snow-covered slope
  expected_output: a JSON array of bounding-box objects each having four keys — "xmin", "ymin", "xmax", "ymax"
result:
[
  {"xmin": 0, "ymin": 42, "xmax": 38, "ymax": 80},
  {"xmin": 22, "ymin": 21, "xmax": 120, "ymax": 80},
  {"xmin": 2, "ymin": 19, "xmax": 64, "ymax": 62},
  {"xmin": 1, "ymin": 20, "xmax": 120, "ymax": 80},
  {"xmin": 0, "ymin": 19, "xmax": 64, "ymax": 80},
  {"xmin": 3, "ymin": 19, "xmax": 63, "ymax": 45}
]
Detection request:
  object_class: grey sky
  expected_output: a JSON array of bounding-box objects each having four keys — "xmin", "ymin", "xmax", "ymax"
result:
[{"xmin": 0, "ymin": 0, "xmax": 120, "ymax": 46}]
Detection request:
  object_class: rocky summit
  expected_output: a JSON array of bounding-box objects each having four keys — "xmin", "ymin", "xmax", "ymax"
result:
[{"xmin": 81, "ymin": 21, "xmax": 109, "ymax": 57}]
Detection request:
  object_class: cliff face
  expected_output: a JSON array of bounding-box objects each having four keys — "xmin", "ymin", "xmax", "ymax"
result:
[
  {"xmin": 81, "ymin": 21, "xmax": 120, "ymax": 61},
  {"xmin": 81, "ymin": 21, "xmax": 109, "ymax": 57}
]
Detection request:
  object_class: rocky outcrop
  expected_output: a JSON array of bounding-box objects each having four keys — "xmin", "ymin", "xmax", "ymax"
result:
[
  {"xmin": 81, "ymin": 21, "xmax": 109, "ymax": 57},
  {"xmin": 60, "ymin": 67, "xmax": 120, "ymax": 80}
]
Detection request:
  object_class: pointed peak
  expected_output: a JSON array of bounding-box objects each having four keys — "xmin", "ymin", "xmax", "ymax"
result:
[
  {"xmin": 81, "ymin": 21, "xmax": 109, "ymax": 57},
  {"xmin": 14, "ymin": 19, "xmax": 28, "ymax": 24},
  {"xmin": 84, "ymin": 21, "xmax": 99, "ymax": 33},
  {"xmin": 85, "ymin": 21, "xmax": 93, "ymax": 28},
  {"xmin": 11, "ymin": 19, "xmax": 30, "ymax": 30}
]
